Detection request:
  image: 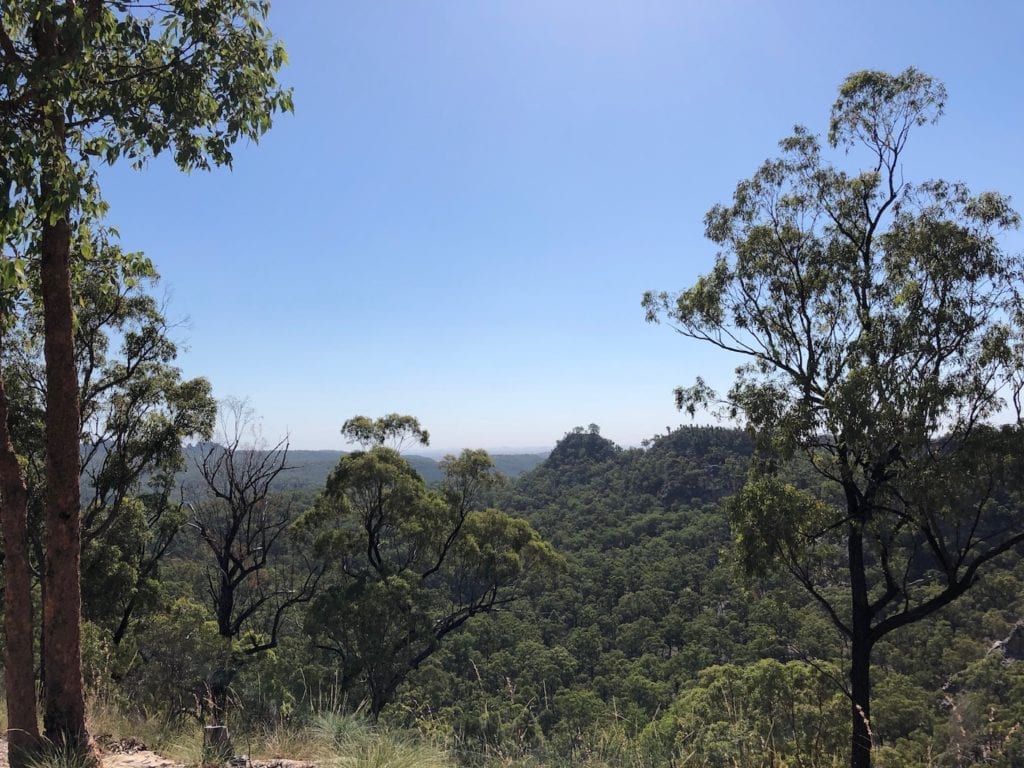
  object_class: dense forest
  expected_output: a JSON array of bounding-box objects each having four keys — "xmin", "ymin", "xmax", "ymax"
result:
[
  {"xmin": 72, "ymin": 421, "xmax": 1024, "ymax": 767},
  {"xmin": 2, "ymin": 3, "xmax": 1023, "ymax": 768},
  {"xmin": 6, "ymin": 275, "xmax": 1024, "ymax": 767},
  {"xmin": 1, "ymin": 269, "xmax": 1022, "ymax": 768}
]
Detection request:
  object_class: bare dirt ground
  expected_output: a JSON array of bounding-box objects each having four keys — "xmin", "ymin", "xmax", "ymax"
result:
[
  {"xmin": 0, "ymin": 737, "xmax": 182, "ymax": 768},
  {"xmin": 0, "ymin": 738, "xmax": 315, "ymax": 768},
  {"xmin": 100, "ymin": 739, "xmax": 183, "ymax": 768}
]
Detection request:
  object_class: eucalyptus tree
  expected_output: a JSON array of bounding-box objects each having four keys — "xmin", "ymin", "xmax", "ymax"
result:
[
  {"xmin": 189, "ymin": 399, "xmax": 324, "ymax": 725},
  {"xmin": 0, "ymin": 1, "xmax": 289, "ymax": 757},
  {"xmin": 0, "ymin": 256, "xmax": 36, "ymax": 766},
  {"xmin": 306, "ymin": 415, "xmax": 562, "ymax": 717},
  {"xmin": 58, "ymin": 249, "xmax": 215, "ymax": 644},
  {"xmin": 644, "ymin": 68, "xmax": 1024, "ymax": 768},
  {"xmin": 2, "ymin": 231, "xmax": 215, "ymax": 750},
  {"xmin": 2, "ymin": 239, "xmax": 216, "ymax": 702}
]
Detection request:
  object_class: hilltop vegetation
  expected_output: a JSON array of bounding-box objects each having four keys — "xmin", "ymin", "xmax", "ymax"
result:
[
  {"xmin": 397, "ymin": 426, "xmax": 1024, "ymax": 767},
  {"xmin": 1, "ymin": 245, "xmax": 1023, "ymax": 764},
  {"xmin": 173, "ymin": 446, "xmax": 548, "ymax": 493},
  {"xmin": 1, "ymin": 7, "xmax": 1021, "ymax": 765},
  {"xmin": 68, "ymin": 423, "xmax": 1024, "ymax": 767}
]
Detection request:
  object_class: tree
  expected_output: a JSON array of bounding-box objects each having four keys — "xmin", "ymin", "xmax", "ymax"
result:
[
  {"xmin": 3, "ymin": 246, "xmax": 217, "ymax": 646},
  {"xmin": 0, "ymin": 2, "xmax": 289, "ymax": 758},
  {"xmin": 0, "ymin": 256, "xmax": 37, "ymax": 766},
  {"xmin": 189, "ymin": 399, "xmax": 323, "ymax": 724},
  {"xmin": 306, "ymin": 415, "xmax": 561, "ymax": 717},
  {"xmin": 2, "ymin": 233, "xmax": 215, "ymax": 758},
  {"xmin": 649, "ymin": 660, "xmax": 848, "ymax": 767},
  {"xmin": 85, "ymin": 474, "xmax": 191, "ymax": 647},
  {"xmin": 644, "ymin": 68, "xmax": 1024, "ymax": 768}
]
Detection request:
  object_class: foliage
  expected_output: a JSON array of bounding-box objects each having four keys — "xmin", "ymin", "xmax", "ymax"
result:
[
  {"xmin": 19, "ymin": 418, "xmax": 1024, "ymax": 767},
  {"xmin": 1, "ymin": 0, "xmax": 290, "ymax": 755},
  {"xmin": 305, "ymin": 416, "xmax": 561, "ymax": 717},
  {"xmin": 645, "ymin": 67, "xmax": 1024, "ymax": 767},
  {"xmin": 119, "ymin": 596, "xmax": 225, "ymax": 715},
  {"xmin": 187, "ymin": 399, "xmax": 323, "ymax": 722},
  {"xmin": 650, "ymin": 660, "xmax": 848, "ymax": 767},
  {"xmin": 4, "ymin": 250, "xmax": 217, "ymax": 640},
  {"xmin": 341, "ymin": 413, "xmax": 430, "ymax": 451}
]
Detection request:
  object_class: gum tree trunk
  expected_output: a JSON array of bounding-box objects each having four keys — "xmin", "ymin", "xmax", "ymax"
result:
[
  {"xmin": 848, "ymin": 522, "xmax": 873, "ymax": 768},
  {"xmin": 31, "ymin": 8, "xmax": 92, "ymax": 757},
  {"xmin": 0, "ymin": 361, "xmax": 40, "ymax": 768},
  {"xmin": 39, "ymin": 181, "xmax": 90, "ymax": 757},
  {"xmin": 850, "ymin": 636, "xmax": 873, "ymax": 768}
]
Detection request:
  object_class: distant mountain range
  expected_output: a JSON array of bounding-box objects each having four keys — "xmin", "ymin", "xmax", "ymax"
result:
[{"xmin": 177, "ymin": 445, "xmax": 549, "ymax": 493}]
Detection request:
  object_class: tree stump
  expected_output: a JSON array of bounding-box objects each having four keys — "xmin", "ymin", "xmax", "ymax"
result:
[{"xmin": 203, "ymin": 725, "xmax": 233, "ymax": 762}]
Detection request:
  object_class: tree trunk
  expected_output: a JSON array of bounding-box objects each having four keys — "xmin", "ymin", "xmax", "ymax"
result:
[
  {"xmin": 39, "ymin": 208, "xmax": 91, "ymax": 758},
  {"xmin": 30, "ymin": 7, "xmax": 93, "ymax": 757},
  {"xmin": 209, "ymin": 679, "xmax": 229, "ymax": 728},
  {"xmin": 111, "ymin": 598, "xmax": 135, "ymax": 646},
  {"xmin": 0, "ymin": 364, "xmax": 41, "ymax": 768},
  {"xmin": 848, "ymin": 520, "xmax": 873, "ymax": 768},
  {"xmin": 850, "ymin": 633, "xmax": 873, "ymax": 768},
  {"xmin": 369, "ymin": 687, "xmax": 388, "ymax": 720},
  {"xmin": 208, "ymin": 651, "xmax": 239, "ymax": 727},
  {"xmin": 369, "ymin": 671, "xmax": 403, "ymax": 720},
  {"xmin": 203, "ymin": 726, "xmax": 233, "ymax": 761}
]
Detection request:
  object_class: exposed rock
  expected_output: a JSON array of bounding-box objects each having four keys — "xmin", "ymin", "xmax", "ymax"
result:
[{"xmin": 1004, "ymin": 623, "xmax": 1024, "ymax": 661}]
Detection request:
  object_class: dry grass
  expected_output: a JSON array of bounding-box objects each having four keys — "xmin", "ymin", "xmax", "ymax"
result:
[
  {"xmin": 310, "ymin": 713, "xmax": 454, "ymax": 768},
  {"xmin": 81, "ymin": 703, "xmax": 461, "ymax": 768}
]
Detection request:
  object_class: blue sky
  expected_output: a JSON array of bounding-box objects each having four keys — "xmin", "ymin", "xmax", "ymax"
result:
[{"xmin": 96, "ymin": 1, "xmax": 1024, "ymax": 452}]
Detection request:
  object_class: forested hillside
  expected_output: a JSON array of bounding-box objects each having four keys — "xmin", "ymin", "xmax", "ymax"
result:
[
  {"xmin": 69, "ymin": 423, "xmax": 1024, "ymax": 767},
  {"xmin": 394, "ymin": 427, "xmax": 1024, "ymax": 766},
  {"xmin": 173, "ymin": 446, "xmax": 548, "ymax": 492},
  {"xmin": 3, "ymin": 250, "xmax": 1022, "ymax": 766},
  {"xmin": 1, "ymin": 4, "xmax": 1021, "ymax": 765}
]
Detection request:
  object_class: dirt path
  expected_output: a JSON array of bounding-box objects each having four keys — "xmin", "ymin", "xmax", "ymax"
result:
[
  {"xmin": 0, "ymin": 739, "xmax": 316, "ymax": 768},
  {"xmin": 102, "ymin": 744, "xmax": 183, "ymax": 768},
  {"xmin": 0, "ymin": 738, "xmax": 183, "ymax": 768}
]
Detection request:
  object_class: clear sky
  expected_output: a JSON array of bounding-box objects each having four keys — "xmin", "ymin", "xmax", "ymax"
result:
[{"xmin": 94, "ymin": 0, "xmax": 1024, "ymax": 452}]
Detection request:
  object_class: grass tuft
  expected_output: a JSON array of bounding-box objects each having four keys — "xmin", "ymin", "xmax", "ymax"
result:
[
  {"xmin": 23, "ymin": 741, "xmax": 100, "ymax": 768},
  {"xmin": 311, "ymin": 711, "xmax": 454, "ymax": 768}
]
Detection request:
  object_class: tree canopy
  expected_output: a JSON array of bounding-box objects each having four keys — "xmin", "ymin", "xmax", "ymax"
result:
[
  {"xmin": 645, "ymin": 67, "xmax": 1024, "ymax": 768},
  {"xmin": 305, "ymin": 416, "xmax": 561, "ymax": 717},
  {"xmin": 0, "ymin": 1, "xmax": 290, "ymax": 760}
]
